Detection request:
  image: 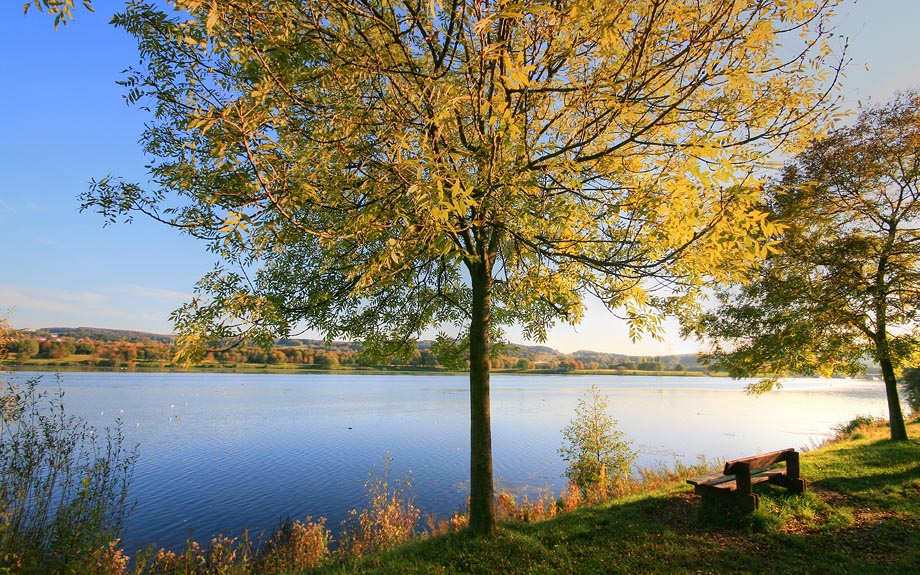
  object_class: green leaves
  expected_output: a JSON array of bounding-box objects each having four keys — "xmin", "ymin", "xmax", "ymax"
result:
[
  {"xmin": 559, "ymin": 385, "xmax": 636, "ymax": 498},
  {"xmin": 24, "ymin": 0, "xmax": 94, "ymax": 29}
]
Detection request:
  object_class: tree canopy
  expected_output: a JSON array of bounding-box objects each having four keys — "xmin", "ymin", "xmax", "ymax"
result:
[
  {"xmin": 692, "ymin": 91, "xmax": 920, "ymax": 441},
  {"xmin": 81, "ymin": 0, "xmax": 844, "ymax": 533}
]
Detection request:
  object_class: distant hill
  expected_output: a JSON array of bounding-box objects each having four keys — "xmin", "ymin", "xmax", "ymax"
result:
[
  {"xmin": 572, "ymin": 350, "xmax": 704, "ymax": 370},
  {"xmin": 39, "ymin": 327, "xmax": 175, "ymax": 344},
  {"xmin": 34, "ymin": 327, "xmax": 702, "ymax": 368}
]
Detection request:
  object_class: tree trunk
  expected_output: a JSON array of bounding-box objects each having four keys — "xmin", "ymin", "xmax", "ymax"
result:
[
  {"xmin": 467, "ymin": 259, "xmax": 496, "ymax": 536},
  {"xmin": 873, "ymin": 248, "xmax": 908, "ymax": 441},
  {"xmin": 877, "ymin": 340, "xmax": 908, "ymax": 441}
]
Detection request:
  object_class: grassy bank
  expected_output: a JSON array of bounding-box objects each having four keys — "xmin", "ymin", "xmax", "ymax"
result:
[{"xmin": 317, "ymin": 418, "xmax": 920, "ymax": 575}]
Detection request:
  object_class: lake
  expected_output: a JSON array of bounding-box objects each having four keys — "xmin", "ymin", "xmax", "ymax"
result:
[{"xmin": 14, "ymin": 371, "xmax": 893, "ymax": 554}]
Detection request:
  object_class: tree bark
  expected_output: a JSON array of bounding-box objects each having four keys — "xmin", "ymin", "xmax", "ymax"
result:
[
  {"xmin": 467, "ymin": 258, "xmax": 496, "ymax": 536},
  {"xmin": 873, "ymin": 260, "xmax": 908, "ymax": 441},
  {"xmin": 876, "ymin": 338, "xmax": 908, "ymax": 441}
]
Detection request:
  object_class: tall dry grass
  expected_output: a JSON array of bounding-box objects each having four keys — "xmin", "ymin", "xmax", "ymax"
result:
[
  {"xmin": 1, "ymin": 372, "xmax": 136, "ymax": 575},
  {"xmin": 339, "ymin": 453, "xmax": 421, "ymax": 558}
]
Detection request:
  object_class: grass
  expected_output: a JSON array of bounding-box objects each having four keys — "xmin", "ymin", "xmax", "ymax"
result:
[{"xmin": 313, "ymin": 418, "xmax": 920, "ymax": 575}]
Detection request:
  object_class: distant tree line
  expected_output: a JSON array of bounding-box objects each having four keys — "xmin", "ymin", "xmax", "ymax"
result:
[{"xmin": 3, "ymin": 328, "xmax": 704, "ymax": 372}]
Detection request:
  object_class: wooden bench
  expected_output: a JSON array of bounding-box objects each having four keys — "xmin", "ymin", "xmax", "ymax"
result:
[{"xmin": 686, "ymin": 448, "xmax": 807, "ymax": 511}]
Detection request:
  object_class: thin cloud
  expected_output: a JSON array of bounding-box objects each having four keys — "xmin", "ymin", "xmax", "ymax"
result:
[
  {"xmin": 105, "ymin": 284, "xmax": 193, "ymax": 303},
  {"xmin": 0, "ymin": 286, "xmax": 107, "ymax": 310},
  {"xmin": 0, "ymin": 285, "xmax": 181, "ymax": 333}
]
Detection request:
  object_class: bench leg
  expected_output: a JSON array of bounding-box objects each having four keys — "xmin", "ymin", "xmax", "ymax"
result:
[
  {"xmin": 737, "ymin": 493, "xmax": 759, "ymax": 512},
  {"xmin": 768, "ymin": 475, "xmax": 807, "ymax": 493},
  {"xmin": 788, "ymin": 477, "xmax": 807, "ymax": 493},
  {"xmin": 699, "ymin": 489, "xmax": 760, "ymax": 512}
]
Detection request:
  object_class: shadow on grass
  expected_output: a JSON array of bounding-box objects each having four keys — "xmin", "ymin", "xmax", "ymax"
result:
[
  {"xmin": 317, "ymin": 489, "xmax": 919, "ymax": 575},
  {"xmin": 523, "ymin": 491, "xmax": 918, "ymax": 575},
  {"xmin": 814, "ymin": 466, "xmax": 920, "ymax": 505},
  {"xmin": 804, "ymin": 436, "xmax": 920, "ymax": 512}
]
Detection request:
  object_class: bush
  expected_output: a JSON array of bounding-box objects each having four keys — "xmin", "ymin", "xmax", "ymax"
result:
[
  {"xmin": 901, "ymin": 367, "xmax": 920, "ymax": 415},
  {"xmin": 558, "ymin": 385, "xmax": 636, "ymax": 501},
  {"xmin": 0, "ymin": 374, "xmax": 136, "ymax": 575},
  {"xmin": 339, "ymin": 453, "xmax": 420, "ymax": 558},
  {"xmin": 833, "ymin": 415, "xmax": 885, "ymax": 440},
  {"xmin": 258, "ymin": 517, "xmax": 330, "ymax": 573}
]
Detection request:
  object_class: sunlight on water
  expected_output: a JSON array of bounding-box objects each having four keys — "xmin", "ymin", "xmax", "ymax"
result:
[{"xmin": 19, "ymin": 371, "xmax": 892, "ymax": 554}]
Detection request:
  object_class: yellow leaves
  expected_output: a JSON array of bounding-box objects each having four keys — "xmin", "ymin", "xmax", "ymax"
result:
[
  {"xmin": 173, "ymin": 0, "xmax": 204, "ymax": 12},
  {"xmin": 704, "ymin": 203, "xmax": 786, "ymax": 275},
  {"xmin": 426, "ymin": 0, "xmax": 440, "ymax": 19},
  {"xmin": 500, "ymin": 50, "xmax": 536, "ymax": 90},
  {"xmin": 472, "ymin": 3, "xmax": 558, "ymax": 36},
  {"xmin": 117, "ymin": 0, "xmax": 848, "ymax": 353},
  {"xmin": 786, "ymin": 0, "xmax": 819, "ymax": 23},
  {"xmin": 479, "ymin": 96, "xmax": 522, "ymax": 138},
  {"xmin": 205, "ymin": 0, "xmax": 220, "ymax": 33},
  {"xmin": 447, "ymin": 179, "xmax": 476, "ymax": 216},
  {"xmin": 617, "ymin": 287, "xmax": 665, "ymax": 344},
  {"xmin": 745, "ymin": 19, "xmax": 776, "ymax": 52},
  {"xmin": 419, "ymin": 177, "xmax": 478, "ymax": 233}
]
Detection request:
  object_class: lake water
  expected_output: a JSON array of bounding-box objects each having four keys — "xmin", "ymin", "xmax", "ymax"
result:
[{"xmin": 14, "ymin": 371, "xmax": 893, "ymax": 554}]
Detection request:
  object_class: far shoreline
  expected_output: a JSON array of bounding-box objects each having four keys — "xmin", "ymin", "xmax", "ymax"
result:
[{"xmin": 2, "ymin": 361, "xmax": 713, "ymax": 377}]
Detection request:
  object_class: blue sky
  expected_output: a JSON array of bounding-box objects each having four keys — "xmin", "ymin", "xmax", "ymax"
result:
[{"xmin": 2, "ymin": 1, "xmax": 919, "ymax": 355}]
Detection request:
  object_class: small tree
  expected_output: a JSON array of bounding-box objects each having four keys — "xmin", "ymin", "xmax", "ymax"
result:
[{"xmin": 559, "ymin": 385, "xmax": 636, "ymax": 500}]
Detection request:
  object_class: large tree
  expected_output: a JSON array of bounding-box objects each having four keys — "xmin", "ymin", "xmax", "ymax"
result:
[
  {"xmin": 692, "ymin": 92, "xmax": 920, "ymax": 442},
  {"xmin": 82, "ymin": 0, "xmax": 843, "ymax": 533}
]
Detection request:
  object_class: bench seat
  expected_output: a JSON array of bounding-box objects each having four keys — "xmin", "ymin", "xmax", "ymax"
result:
[{"xmin": 687, "ymin": 449, "xmax": 806, "ymax": 511}]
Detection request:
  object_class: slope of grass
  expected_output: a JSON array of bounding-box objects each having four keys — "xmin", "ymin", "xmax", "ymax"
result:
[{"xmin": 316, "ymin": 418, "xmax": 920, "ymax": 575}]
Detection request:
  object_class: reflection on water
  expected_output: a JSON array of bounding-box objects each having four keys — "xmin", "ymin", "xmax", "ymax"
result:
[{"xmin": 18, "ymin": 371, "xmax": 891, "ymax": 554}]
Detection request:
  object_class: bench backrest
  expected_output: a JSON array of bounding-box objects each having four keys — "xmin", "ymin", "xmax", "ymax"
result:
[{"xmin": 723, "ymin": 448, "xmax": 795, "ymax": 475}]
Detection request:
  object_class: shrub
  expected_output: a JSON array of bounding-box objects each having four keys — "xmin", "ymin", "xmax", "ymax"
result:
[
  {"xmin": 0, "ymin": 374, "xmax": 136, "ymax": 575},
  {"xmin": 90, "ymin": 539, "xmax": 131, "ymax": 575},
  {"xmin": 133, "ymin": 540, "xmax": 205, "ymax": 575},
  {"xmin": 901, "ymin": 367, "xmax": 920, "ymax": 415},
  {"xmin": 339, "ymin": 453, "xmax": 420, "ymax": 558},
  {"xmin": 833, "ymin": 415, "xmax": 885, "ymax": 440},
  {"xmin": 558, "ymin": 385, "xmax": 636, "ymax": 501},
  {"xmin": 495, "ymin": 492, "xmax": 517, "ymax": 520},
  {"xmin": 424, "ymin": 508, "xmax": 469, "ymax": 537},
  {"xmin": 258, "ymin": 517, "xmax": 331, "ymax": 573},
  {"xmin": 559, "ymin": 482, "xmax": 583, "ymax": 512},
  {"xmin": 495, "ymin": 490, "xmax": 556, "ymax": 522}
]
